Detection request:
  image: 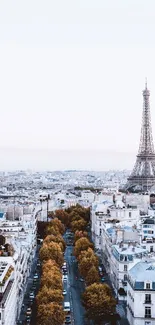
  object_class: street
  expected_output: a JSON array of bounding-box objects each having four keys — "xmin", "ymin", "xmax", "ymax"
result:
[
  {"xmin": 64, "ymin": 245, "xmax": 86, "ymax": 325},
  {"xmin": 17, "ymin": 233, "xmax": 129, "ymax": 325},
  {"xmin": 18, "ymin": 246, "xmax": 41, "ymax": 325}
]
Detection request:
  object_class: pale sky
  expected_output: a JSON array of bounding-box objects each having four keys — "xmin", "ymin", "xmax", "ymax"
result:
[{"xmin": 0, "ymin": 0, "xmax": 155, "ymax": 155}]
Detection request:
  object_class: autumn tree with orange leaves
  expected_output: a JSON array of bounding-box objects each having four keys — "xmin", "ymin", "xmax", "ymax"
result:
[
  {"xmin": 39, "ymin": 242, "xmax": 64, "ymax": 267},
  {"xmin": 82, "ymin": 283, "xmax": 116, "ymax": 324},
  {"xmin": 37, "ymin": 303, "xmax": 65, "ymax": 325}
]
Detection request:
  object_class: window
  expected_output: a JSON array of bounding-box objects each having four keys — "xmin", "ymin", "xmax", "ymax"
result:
[
  {"xmin": 124, "ymin": 265, "xmax": 128, "ymax": 272},
  {"xmin": 99, "ymin": 221, "xmax": 101, "ymax": 226},
  {"xmin": 145, "ymin": 307, "xmax": 151, "ymax": 318},
  {"xmin": 146, "ymin": 283, "xmax": 151, "ymax": 290},
  {"xmin": 145, "ymin": 294, "xmax": 151, "ymax": 304},
  {"xmin": 124, "ymin": 274, "xmax": 127, "ymax": 281},
  {"xmin": 150, "ymin": 246, "xmax": 153, "ymax": 252},
  {"xmin": 129, "ymin": 212, "xmax": 131, "ymax": 217},
  {"xmin": 145, "ymin": 322, "xmax": 151, "ymax": 325},
  {"xmin": 99, "ymin": 228, "xmax": 102, "ymax": 235}
]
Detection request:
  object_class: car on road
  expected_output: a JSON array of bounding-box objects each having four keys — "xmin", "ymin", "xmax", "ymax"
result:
[
  {"xmin": 65, "ymin": 315, "xmax": 71, "ymax": 324},
  {"xmin": 79, "ymin": 277, "xmax": 84, "ymax": 282},
  {"xmin": 62, "ymin": 275, "xmax": 68, "ymax": 282},
  {"xmin": 33, "ymin": 273, "xmax": 39, "ymax": 279},
  {"xmin": 63, "ymin": 269, "xmax": 68, "ymax": 275},
  {"xmin": 29, "ymin": 292, "xmax": 35, "ymax": 300},
  {"xmin": 63, "ymin": 289, "xmax": 67, "ymax": 295},
  {"xmin": 101, "ymin": 277, "xmax": 106, "ymax": 282},
  {"xmin": 64, "ymin": 302, "xmax": 70, "ymax": 312},
  {"xmin": 26, "ymin": 316, "xmax": 31, "ymax": 324},
  {"xmin": 62, "ymin": 262, "xmax": 67, "ymax": 267},
  {"xmin": 26, "ymin": 307, "xmax": 32, "ymax": 316}
]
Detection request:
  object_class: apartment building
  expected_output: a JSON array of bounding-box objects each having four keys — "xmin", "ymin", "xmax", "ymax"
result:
[
  {"xmin": 0, "ymin": 210, "xmax": 37, "ymax": 324},
  {"xmin": 127, "ymin": 261, "xmax": 155, "ymax": 325}
]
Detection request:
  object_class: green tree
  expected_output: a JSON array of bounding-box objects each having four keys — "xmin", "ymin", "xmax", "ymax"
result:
[
  {"xmin": 37, "ymin": 303, "xmax": 65, "ymax": 325},
  {"xmin": 39, "ymin": 242, "xmax": 64, "ymax": 267},
  {"xmin": 82, "ymin": 283, "xmax": 116, "ymax": 324}
]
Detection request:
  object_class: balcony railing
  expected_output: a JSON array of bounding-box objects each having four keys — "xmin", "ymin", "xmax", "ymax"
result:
[{"xmin": 145, "ymin": 300, "xmax": 151, "ymax": 304}]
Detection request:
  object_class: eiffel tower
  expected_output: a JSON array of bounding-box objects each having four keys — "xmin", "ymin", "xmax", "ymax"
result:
[{"xmin": 126, "ymin": 81, "xmax": 155, "ymax": 192}]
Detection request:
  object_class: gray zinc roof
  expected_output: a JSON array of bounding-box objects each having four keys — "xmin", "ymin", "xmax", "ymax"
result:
[{"xmin": 129, "ymin": 261, "xmax": 155, "ymax": 282}]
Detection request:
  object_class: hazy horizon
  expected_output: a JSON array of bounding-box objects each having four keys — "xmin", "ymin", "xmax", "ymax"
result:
[{"xmin": 0, "ymin": 147, "xmax": 135, "ymax": 171}]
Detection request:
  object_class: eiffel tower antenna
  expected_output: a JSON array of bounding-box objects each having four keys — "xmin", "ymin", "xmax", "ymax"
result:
[
  {"xmin": 124, "ymin": 80, "xmax": 155, "ymax": 192},
  {"xmin": 145, "ymin": 77, "xmax": 147, "ymax": 88}
]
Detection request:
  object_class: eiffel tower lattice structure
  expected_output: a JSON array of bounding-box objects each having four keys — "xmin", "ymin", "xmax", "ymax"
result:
[{"xmin": 125, "ymin": 81, "xmax": 155, "ymax": 192}]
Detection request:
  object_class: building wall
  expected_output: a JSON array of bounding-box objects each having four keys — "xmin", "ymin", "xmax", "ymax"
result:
[
  {"xmin": 127, "ymin": 283, "xmax": 155, "ymax": 325},
  {"xmin": 0, "ymin": 280, "xmax": 17, "ymax": 325},
  {"xmin": 0, "ymin": 209, "xmax": 37, "ymax": 323},
  {"xmin": 110, "ymin": 207, "xmax": 140, "ymax": 223},
  {"xmin": 81, "ymin": 191, "xmax": 95, "ymax": 203}
]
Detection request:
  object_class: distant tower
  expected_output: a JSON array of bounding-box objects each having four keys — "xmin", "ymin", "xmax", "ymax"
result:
[{"xmin": 126, "ymin": 81, "xmax": 155, "ymax": 192}]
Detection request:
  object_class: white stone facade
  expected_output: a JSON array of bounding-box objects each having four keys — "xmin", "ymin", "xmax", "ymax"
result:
[
  {"xmin": 127, "ymin": 262, "xmax": 155, "ymax": 325},
  {"xmin": 81, "ymin": 191, "xmax": 95, "ymax": 203},
  {"xmin": 109, "ymin": 206, "xmax": 140, "ymax": 225},
  {"xmin": 0, "ymin": 210, "xmax": 37, "ymax": 325}
]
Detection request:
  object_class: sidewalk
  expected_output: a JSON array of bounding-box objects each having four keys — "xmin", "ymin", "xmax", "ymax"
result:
[{"xmin": 116, "ymin": 302, "xmax": 129, "ymax": 325}]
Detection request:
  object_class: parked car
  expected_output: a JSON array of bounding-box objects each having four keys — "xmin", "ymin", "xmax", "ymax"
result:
[
  {"xmin": 62, "ymin": 275, "xmax": 68, "ymax": 282},
  {"xmin": 26, "ymin": 308, "xmax": 32, "ymax": 316},
  {"xmin": 63, "ymin": 269, "xmax": 68, "ymax": 275},
  {"xmin": 65, "ymin": 315, "xmax": 71, "ymax": 324},
  {"xmin": 29, "ymin": 292, "xmax": 35, "ymax": 300},
  {"xmin": 26, "ymin": 316, "xmax": 31, "ymax": 324},
  {"xmin": 63, "ymin": 289, "xmax": 67, "ymax": 295},
  {"xmin": 64, "ymin": 302, "xmax": 70, "ymax": 313},
  {"xmin": 101, "ymin": 277, "xmax": 106, "ymax": 282},
  {"xmin": 62, "ymin": 262, "xmax": 67, "ymax": 267}
]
